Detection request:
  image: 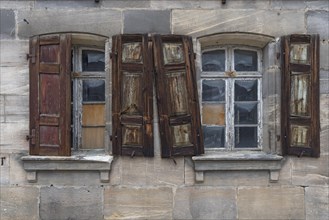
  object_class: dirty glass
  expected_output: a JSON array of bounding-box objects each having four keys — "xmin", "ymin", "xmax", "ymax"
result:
[
  {"xmin": 290, "ymin": 44, "xmax": 310, "ymax": 65},
  {"xmin": 290, "ymin": 125, "xmax": 310, "ymax": 147},
  {"xmin": 234, "ymin": 49, "xmax": 258, "ymax": 71},
  {"xmin": 290, "ymin": 73, "xmax": 310, "ymax": 116},
  {"xmin": 202, "ymin": 50, "xmax": 225, "ymax": 71},
  {"xmin": 202, "ymin": 80, "xmax": 225, "ymax": 102},
  {"xmin": 82, "ymin": 50, "xmax": 105, "ymax": 71},
  {"xmin": 235, "ymin": 80, "xmax": 257, "ymax": 101},
  {"xmin": 203, "ymin": 126, "xmax": 225, "ymax": 148},
  {"xmin": 163, "ymin": 43, "xmax": 184, "ymax": 65},
  {"xmin": 82, "ymin": 80, "xmax": 105, "ymax": 102},
  {"xmin": 234, "ymin": 103, "xmax": 258, "ymax": 124},
  {"xmin": 171, "ymin": 124, "xmax": 192, "ymax": 147},
  {"xmin": 122, "ymin": 125, "xmax": 142, "ymax": 146},
  {"xmin": 122, "ymin": 42, "xmax": 143, "ymax": 63},
  {"xmin": 234, "ymin": 127, "xmax": 257, "ymax": 148},
  {"xmin": 122, "ymin": 72, "xmax": 142, "ymax": 115},
  {"xmin": 165, "ymin": 71, "xmax": 188, "ymax": 116}
]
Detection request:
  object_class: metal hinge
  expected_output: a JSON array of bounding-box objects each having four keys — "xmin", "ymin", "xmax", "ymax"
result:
[
  {"xmin": 26, "ymin": 129, "xmax": 36, "ymax": 145},
  {"xmin": 110, "ymin": 52, "xmax": 118, "ymax": 59}
]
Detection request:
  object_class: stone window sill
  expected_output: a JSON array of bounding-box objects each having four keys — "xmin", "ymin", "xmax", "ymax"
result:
[
  {"xmin": 192, "ymin": 151, "xmax": 283, "ymax": 182},
  {"xmin": 21, "ymin": 154, "xmax": 113, "ymax": 183}
]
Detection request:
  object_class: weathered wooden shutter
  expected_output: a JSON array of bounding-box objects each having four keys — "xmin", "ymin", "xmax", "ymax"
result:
[
  {"xmin": 281, "ymin": 34, "xmax": 320, "ymax": 157},
  {"xmin": 112, "ymin": 34, "xmax": 154, "ymax": 157},
  {"xmin": 153, "ymin": 35, "xmax": 204, "ymax": 157},
  {"xmin": 29, "ymin": 34, "xmax": 72, "ymax": 156}
]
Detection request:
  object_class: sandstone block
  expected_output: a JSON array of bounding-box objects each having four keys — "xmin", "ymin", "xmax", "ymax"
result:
[
  {"xmin": 305, "ymin": 186, "xmax": 329, "ymax": 220},
  {"xmin": 102, "ymin": 0, "xmax": 150, "ymax": 8},
  {"xmin": 40, "ymin": 186, "xmax": 103, "ymax": 220},
  {"xmin": 4, "ymin": 95, "xmax": 29, "ymax": 123},
  {"xmin": 173, "ymin": 187, "xmax": 237, "ymax": 219},
  {"xmin": 104, "ymin": 186, "xmax": 173, "ymax": 219},
  {"xmin": 0, "ymin": 186, "xmax": 39, "ymax": 220},
  {"xmin": 0, "ymin": 9, "xmax": 15, "ymax": 39},
  {"xmin": 123, "ymin": 10, "xmax": 171, "ymax": 34},
  {"xmin": 0, "ymin": 122, "xmax": 29, "ymax": 151},
  {"xmin": 307, "ymin": 10, "xmax": 329, "ymax": 40},
  {"xmin": 238, "ymin": 187, "xmax": 305, "ymax": 219},
  {"xmin": 35, "ymin": 0, "xmax": 100, "ymax": 9}
]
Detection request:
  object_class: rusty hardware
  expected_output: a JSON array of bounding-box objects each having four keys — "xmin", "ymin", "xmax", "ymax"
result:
[
  {"xmin": 72, "ymin": 72, "xmax": 81, "ymax": 77},
  {"xmin": 225, "ymin": 71, "xmax": 236, "ymax": 77},
  {"xmin": 26, "ymin": 129, "xmax": 36, "ymax": 144},
  {"xmin": 1, "ymin": 157, "xmax": 6, "ymax": 166},
  {"xmin": 110, "ymin": 52, "xmax": 118, "ymax": 59},
  {"xmin": 222, "ymin": 0, "xmax": 226, "ymax": 4},
  {"xmin": 131, "ymin": 151, "xmax": 135, "ymax": 158},
  {"xmin": 110, "ymin": 135, "xmax": 113, "ymax": 141},
  {"xmin": 298, "ymin": 150, "xmax": 305, "ymax": 158},
  {"xmin": 171, "ymin": 157, "xmax": 177, "ymax": 165}
]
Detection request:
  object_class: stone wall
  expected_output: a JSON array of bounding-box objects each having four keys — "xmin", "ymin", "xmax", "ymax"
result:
[{"xmin": 0, "ymin": 1, "xmax": 328, "ymax": 219}]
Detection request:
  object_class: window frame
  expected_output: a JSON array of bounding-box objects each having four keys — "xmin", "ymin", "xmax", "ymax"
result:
[
  {"xmin": 200, "ymin": 45, "xmax": 263, "ymax": 151},
  {"xmin": 71, "ymin": 45, "xmax": 106, "ymax": 151}
]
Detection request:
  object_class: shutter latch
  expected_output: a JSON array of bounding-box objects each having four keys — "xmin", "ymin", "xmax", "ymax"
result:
[{"xmin": 26, "ymin": 53, "xmax": 36, "ymax": 63}]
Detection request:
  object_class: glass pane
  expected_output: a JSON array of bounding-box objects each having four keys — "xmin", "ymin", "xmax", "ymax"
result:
[
  {"xmin": 203, "ymin": 126, "xmax": 225, "ymax": 148},
  {"xmin": 234, "ymin": 103, "xmax": 257, "ymax": 124},
  {"xmin": 82, "ymin": 127, "xmax": 104, "ymax": 149},
  {"xmin": 235, "ymin": 80, "xmax": 258, "ymax": 101},
  {"xmin": 291, "ymin": 125, "xmax": 310, "ymax": 147},
  {"xmin": 290, "ymin": 74, "xmax": 310, "ymax": 116},
  {"xmin": 171, "ymin": 124, "xmax": 192, "ymax": 147},
  {"xmin": 82, "ymin": 50, "xmax": 105, "ymax": 71},
  {"xmin": 235, "ymin": 127, "xmax": 257, "ymax": 148},
  {"xmin": 122, "ymin": 72, "xmax": 142, "ymax": 115},
  {"xmin": 202, "ymin": 50, "xmax": 225, "ymax": 71},
  {"xmin": 82, "ymin": 104, "xmax": 105, "ymax": 126},
  {"xmin": 166, "ymin": 71, "xmax": 188, "ymax": 116},
  {"xmin": 122, "ymin": 42, "xmax": 142, "ymax": 63},
  {"xmin": 83, "ymin": 80, "xmax": 105, "ymax": 102},
  {"xmin": 163, "ymin": 43, "xmax": 184, "ymax": 65},
  {"xmin": 290, "ymin": 44, "xmax": 310, "ymax": 65},
  {"xmin": 202, "ymin": 80, "xmax": 225, "ymax": 102},
  {"xmin": 202, "ymin": 104, "xmax": 225, "ymax": 125},
  {"xmin": 122, "ymin": 125, "xmax": 142, "ymax": 146},
  {"xmin": 234, "ymin": 49, "xmax": 258, "ymax": 71}
]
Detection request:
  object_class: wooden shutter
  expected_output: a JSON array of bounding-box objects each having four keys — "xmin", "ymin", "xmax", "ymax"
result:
[
  {"xmin": 29, "ymin": 34, "xmax": 72, "ymax": 156},
  {"xmin": 111, "ymin": 34, "xmax": 154, "ymax": 157},
  {"xmin": 153, "ymin": 35, "xmax": 204, "ymax": 158},
  {"xmin": 281, "ymin": 34, "xmax": 320, "ymax": 157}
]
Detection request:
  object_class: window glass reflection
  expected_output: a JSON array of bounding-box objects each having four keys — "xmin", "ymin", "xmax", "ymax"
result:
[
  {"xmin": 82, "ymin": 50, "xmax": 105, "ymax": 71},
  {"xmin": 83, "ymin": 80, "xmax": 105, "ymax": 102},
  {"xmin": 203, "ymin": 126, "xmax": 225, "ymax": 148},
  {"xmin": 235, "ymin": 80, "xmax": 257, "ymax": 101},
  {"xmin": 202, "ymin": 50, "xmax": 225, "ymax": 71},
  {"xmin": 234, "ymin": 49, "xmax": 257, "ymax": 71},
  {"xmin": 202, "ymin": 80, "xmax": 225, "ymax": 102},
  {"xmin": 235, "ymin": 127, "xmax": 257, "ymax": 148}
]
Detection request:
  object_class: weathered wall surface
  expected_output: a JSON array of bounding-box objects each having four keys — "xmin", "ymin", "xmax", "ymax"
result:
[{"xmin": 1, "ymin": 1, "xmax": 328, "ymax": 219}]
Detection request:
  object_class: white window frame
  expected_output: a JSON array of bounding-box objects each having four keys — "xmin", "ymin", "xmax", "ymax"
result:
[
  {"xmin": 71, "ymin": 46, "xmax": 106, "ymax": 150},
  {"xmin": 201, "ymin": 45, "xmax": 263, "ymax": 151}
]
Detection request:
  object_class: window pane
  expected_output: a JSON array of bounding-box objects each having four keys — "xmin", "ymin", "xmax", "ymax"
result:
[
  {"xmin": 203, "ymin": 126, "xmax": 225, "ymax": 148},
  {"xmin": 234, "ymin": 103, "xmax": 257, "ymax": 124},
  {"xmin": 290, "ymin": 44, "xmax": 310, "ymax": 65},
  {"xmin": 202, "ymin": 80, "xmax": 225, "ymax": 102},
  {"xmin": 82, "ymin": 50, "xmax": 105, "ymax": 71},
  {"xmin": 202, "ymin": 104, "xmax": 225, "ymax": 125},
  {"xmin": 290, "ymin": 74, "xmax": 310, "ymax": 116},
  {"xmin": 163, "ymin": 43, "xmax": 184, "ymax": 65},
  {"xmin": 234, "ymin": 49, "xmax": 257, "ymax": 71},
  {"xmin": 122, "ymin": 42, "xmax": 143, "ymax": 63},
  {"xmin": 235, "ymin": 80, "xmax": 257, "ymax": 101},
  {"xmin": 291, "ymin": 124, "xmax": 310, "ymax": 147},
  {"xmin": 83, "ymin": 80, "xmax": 105, "ymax": 102},
  {"xmin": 202, "ymin": 50, "xmax": 225, "ymax": 71},
  {"xmin": 171, "ymin": 124, "xmax": 192, "ymax": 147},
  {"xmin": 235, "ymin": 127, "xmax": 257, "ymax": 148}
]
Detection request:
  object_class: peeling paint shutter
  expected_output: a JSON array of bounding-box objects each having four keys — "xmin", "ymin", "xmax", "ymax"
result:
[
  {"xmin": 112, "ymin": 34, "xmax": 154, "ymax": 157},
  {"xmin": 281, "ymin": 34, "xmax": 320, "ymax": 157},
  {"xmin": 153, "ymin": 35, "xmax": 204, "ymax": 158},
  {"xmin": 29, "ymin": 34, "xmax": 72, "ymax": 156}
]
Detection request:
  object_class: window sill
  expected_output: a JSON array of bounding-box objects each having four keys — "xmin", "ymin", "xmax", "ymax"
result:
[
  {"xmin": 192, "ymin": 151, "xmax": 283, "ymax": 182},
  {"xmin": 21, "ymin": 154, "xmax": 113, "ymax": 183}
]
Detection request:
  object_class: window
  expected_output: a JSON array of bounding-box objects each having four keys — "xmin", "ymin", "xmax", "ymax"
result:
[
  {"xmin": 71, "ymin": 47, "xmax": 106, "ymax": 150},
  {"xmin": 201, "ymin": 46, "xmax": 262, "ymax": 150}
]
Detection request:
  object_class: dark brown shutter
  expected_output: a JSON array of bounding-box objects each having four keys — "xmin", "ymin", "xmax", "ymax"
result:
[
  {"xmin": 112, "ymin": 34, "xmax": 154, "ymax": 157},
  {"xmin": 153, "ymin": 35, "xmax": 204, "ymax": 158},
  {"xmin": 29, "ymin": 34, "xmax": 72, "ymax": 156},
  {"xmin": 281, "ymin": 34, "xmax": 320, "ymax": 157}
]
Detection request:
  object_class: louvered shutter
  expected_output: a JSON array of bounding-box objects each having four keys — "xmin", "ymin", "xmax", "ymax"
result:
[
  {"xmin": 153, "ymin": 35, "xmax": 204, "ymax": 158},
  {"xmin": 112, "ymin": 34, "xmax": 154, "ymax": 157},
  {"xmin": 29, "ymin": 34, "xmax": 72, "ymax": 156},
  {"xmin": 281, "ymin": 34, "xmax": 320, "ymax": 157}
]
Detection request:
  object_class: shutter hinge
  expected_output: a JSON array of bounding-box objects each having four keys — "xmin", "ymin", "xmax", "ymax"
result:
[
  {"xmin": 26, "ymin": 54, "xmax": 36, "ymax": 63},
  {"xmin": 110, "ymin": 52, "xmax": 118, "ymax": 59},
  {"xmin": 194, "ymin": 52, "xmax": 196, "ymax": 60},
  {"xmin": 26, "ymin": 129, "xmax": 36, "ymax": 145}
]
